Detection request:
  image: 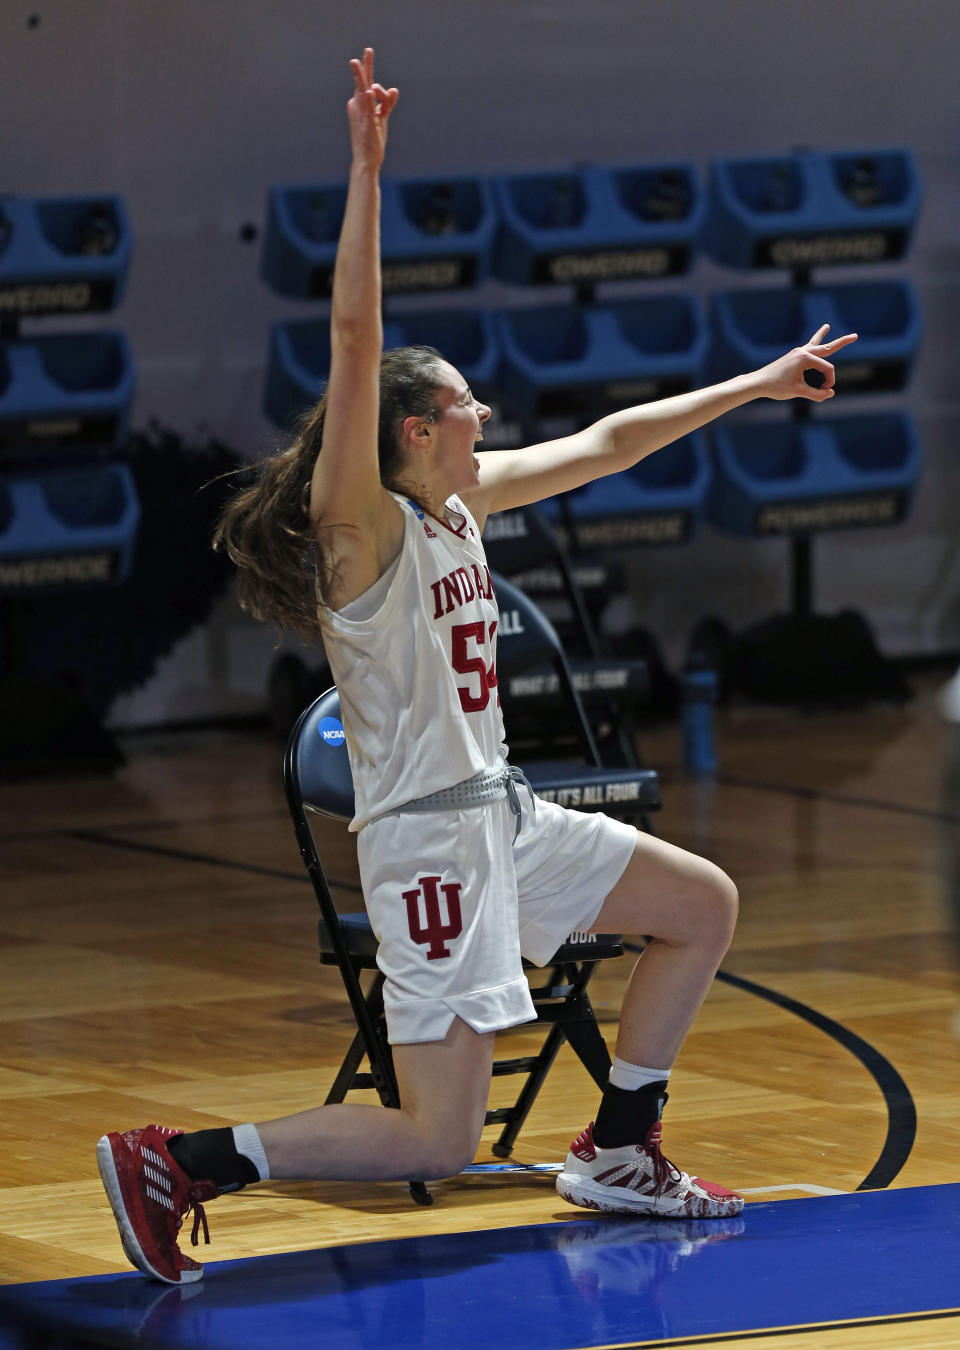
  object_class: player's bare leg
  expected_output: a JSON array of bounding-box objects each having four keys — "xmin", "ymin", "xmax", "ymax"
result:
[
  {"xmin": 98, "ymin": 1018, "xmax": 494, "ymax": 1282},
  {"xmin": 556, "ymin": 833, "xmax": 742, "ymax": 1218},
  {"xmin": 259, "ymin": 1017, "xmax": 494, "ymax": 1181},
  {"xmin": 592, "ymin": 832, "xmax": 738, "ymax": 1069}
]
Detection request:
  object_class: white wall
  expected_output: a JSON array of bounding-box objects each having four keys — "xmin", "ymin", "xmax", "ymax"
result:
[{"xmin": 2, "ymin": 0, "xmax": 958, "ymax": 723}]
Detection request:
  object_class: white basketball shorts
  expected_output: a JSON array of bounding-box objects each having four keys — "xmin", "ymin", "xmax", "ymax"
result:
[{"xmin": 357, "ymin": 791, "xmax": 638, "ymax": 1044}]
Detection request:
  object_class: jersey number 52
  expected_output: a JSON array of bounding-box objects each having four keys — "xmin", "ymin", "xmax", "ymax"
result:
[{"xmin": 451, "ymin": 620, "xmax": 499, "ymax": 713}]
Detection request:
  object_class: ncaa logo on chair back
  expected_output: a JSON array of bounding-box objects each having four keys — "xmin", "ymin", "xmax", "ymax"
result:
[
  {"xmin": 403, "ymin": 875, "xmax": 463, "ymax": 960},
  {"xmin": 317, "ymin": 717, "xmax": 346, "ymax": 748}
]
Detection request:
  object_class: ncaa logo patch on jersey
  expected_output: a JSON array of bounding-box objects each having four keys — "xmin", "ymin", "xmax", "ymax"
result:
[
  {"xmin": 407, "ymin": 498, "xmax": 436, "ymax": 538},
  {"xmin": 317, "ymin": 716, "xmax": 346, "ymax": 748}
]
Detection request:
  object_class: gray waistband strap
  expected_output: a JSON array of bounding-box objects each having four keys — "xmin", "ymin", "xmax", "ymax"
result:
[
  {"xmin": 504, "ymin": 765, "xmax": 536, "ymax": 840},
  {"xmin": 377, "ymin": 763, "xmax": 535, "ymax": 840}
]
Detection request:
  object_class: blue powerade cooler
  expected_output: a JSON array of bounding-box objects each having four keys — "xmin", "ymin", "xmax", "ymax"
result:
[
  {"xmin": 495, "ymin": 295, "xmax": 709, "ymax": 418},
  {"xmin": 263, "ymin": 321, "xmax": 330, "ymax": 430},
  {"xmin": 492, "ymin": 164, "xmax": 702, "ymax": 286},
  {"xmin": 263, "ymin": 309, "xmax": 502, "ymax": 431},
  {"xmin": 0, "ymin": 332, "xmax": 135, "ymax": 460},
  {"xmin": 539, "ymin": 431, "xmax": 712, "ymax": 549},
  {"xmin": 707, "ymin": 411, "xmax": 921, "ymax": 537},
  {"xmin": 381, "ymin": 309, "xmax": 501, "ymax": 397},
  {"xmin": 0, "ymin": 460, "xmax": 140, "ymax": 593},
  {"xmin": 710, "ymin": 281, "xmax": 922, "ymax": 394},
  {"xmin": 0, "ymin": 194, "xmax": 133, "ymax": 315},
  {"xmin": 261, "ymin": 176, "xmax": 497, "ymax": 299},
  {"xmin": 702, "ymin": 149, "xmax": 922, "ymax": 271}
]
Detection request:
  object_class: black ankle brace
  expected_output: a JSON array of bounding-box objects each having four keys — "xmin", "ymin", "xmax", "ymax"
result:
[
  {"xmin": 167, "ymin": 1128, "xmax": 260, "ymax": 1194},
  {"xmin": 592, "ymin": 1081, "xmax": 669, "ymax": 1149}
]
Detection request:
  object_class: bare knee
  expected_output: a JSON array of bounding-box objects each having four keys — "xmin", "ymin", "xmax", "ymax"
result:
[
  {"xmin": 598, "ymin": 835, "xmax": 739, "ymax": 955},
  {"xmin": 407, "ymin": 1120, "xmax": 482, "ymax": 1181},
  {"xmin": 416, "ymin": 1150, "xmax": 476, "ymax": 1183},
  {"xmin": 707, "ymin": 864, "xmax": 739, "ymax": 950},
  {"xmin": 649, "ymin": 859, "xmax": 738, "ymax": 955},
  {"xmin": 393, "ymin": 1020, "xmax": 493, "ymax": 1181}
]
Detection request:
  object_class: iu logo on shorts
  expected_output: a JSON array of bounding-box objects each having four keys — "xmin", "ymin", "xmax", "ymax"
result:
[{"xmin": 402, "ymin": 874, "xmax": 463, "ymax": 960}]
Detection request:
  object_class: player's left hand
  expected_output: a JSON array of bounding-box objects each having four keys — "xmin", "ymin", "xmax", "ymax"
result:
[{"xmin": 755, "ymin": 325, "xmax": 859, "ymax": 402}]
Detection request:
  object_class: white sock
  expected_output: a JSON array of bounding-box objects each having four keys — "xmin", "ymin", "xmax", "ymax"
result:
[
  {"xmin": 232, "ymin": 1123, "xmax": 270, "ymax": 1182},
  {"xmin": 608, "ymin": 1057, "xmax": 672, "ymax": 1092}
]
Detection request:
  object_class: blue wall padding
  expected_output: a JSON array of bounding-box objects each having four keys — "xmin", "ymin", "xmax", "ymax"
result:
[
  {"xmin": 702, "ymin": 149, "xmax": 922, "ymax": 269},
  {"xmin": 0, "ymin": 332, "xmax": 135, "ymax": 458},
  {"xmin": 537, "ymin": 432, "xmax": 712, "ymax": 547},
  {"xmin": 708, "ymin": 411, "xmax": 921, "ymax": 536},
  {"xmin": 710, "ymin": 281, "xmax": 922, "ymax": 393},
  {"xmin": 492, "ymin": 164, "xmax": 702, "ymax": 285},
  {"xmin": 0, "ymin": 195, "xmax": 133, "ymax": 313},
  {"xmin": 0, "ymin": 461, "xmax": 140, "ymax": 590},
  {"xmin": 261, "ymin": 176, "xmax": 497, "ymax": 299},
  {"xmin": 495, "ymin": 295, "xmax": 708, "ymax": 416}
]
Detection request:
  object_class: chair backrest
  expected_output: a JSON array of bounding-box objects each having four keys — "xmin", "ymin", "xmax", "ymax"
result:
[
  {"xmin": 492, "ymin": 572, "xmax": 601, "ymax": 765},
  {"xmin": 482, "ymin": 504, "xmax": 560, "ymax": 576},
  {"xmin": 492, "ymin": 571, "xmax": 566, "ymax": 677},
  {"xmin": 284, "ymin": 685, "xmax": 355, "ymax": 823},
  {"xmin": 485, "ymin": 505, "xmax": 610, "ymax": 661}
]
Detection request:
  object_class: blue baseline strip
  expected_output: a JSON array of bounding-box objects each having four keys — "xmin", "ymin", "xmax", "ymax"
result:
[{"xmin": 2, "ymin": 1185, "xmax": 959, "ymax": 1350}]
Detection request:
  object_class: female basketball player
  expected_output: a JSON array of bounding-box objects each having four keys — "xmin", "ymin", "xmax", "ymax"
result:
[{"xmin": 97, "ymin": 49, "xmax": 857, "ymax": 1284}]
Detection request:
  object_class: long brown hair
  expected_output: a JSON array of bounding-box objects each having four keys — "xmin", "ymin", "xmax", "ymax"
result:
[{"xmin": 213, "ymin": 346, "xmax": 446, "ymax": 643}]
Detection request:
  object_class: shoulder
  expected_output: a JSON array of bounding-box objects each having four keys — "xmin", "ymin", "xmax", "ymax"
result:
[{"xmin": 315, "ymin": 489, "xmax": 409, "ymax": 614}]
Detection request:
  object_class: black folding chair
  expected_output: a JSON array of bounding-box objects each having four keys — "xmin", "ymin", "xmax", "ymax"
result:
[
  {"xmin": 485, "ymin": 507, "xmax": 653, "ymax": 771},
  {"xmin": 283, "ymin": 576, "xmax": 660, "ymax": 1204},
  {"xmin": 492, "ymin": 573, "xmax": 660, "ymax": 824}
]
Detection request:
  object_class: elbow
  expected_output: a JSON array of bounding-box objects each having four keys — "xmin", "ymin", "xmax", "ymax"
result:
[
  {"xmin": 596, "ymin": 417, "xmax": 635, "ymax": 474},
  {"xmin": 331, "ymin": 316, "xmax": 382, "ymax": 355}
]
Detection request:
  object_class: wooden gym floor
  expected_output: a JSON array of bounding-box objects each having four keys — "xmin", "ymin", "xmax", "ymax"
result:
[{"xmin": 1, "ymin": 673, "xmax": 958, "ymax": 1347}]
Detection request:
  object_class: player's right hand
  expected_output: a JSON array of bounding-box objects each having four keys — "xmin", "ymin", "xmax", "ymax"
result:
[{"xmin": 347, "ymin": 47, "xmax": 399, "ymax": 170}]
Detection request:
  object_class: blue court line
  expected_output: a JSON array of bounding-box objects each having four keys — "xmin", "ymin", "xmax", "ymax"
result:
[{"xmin": 2, "ymin": 1184, "xmax": 959, "ymax": 1350}]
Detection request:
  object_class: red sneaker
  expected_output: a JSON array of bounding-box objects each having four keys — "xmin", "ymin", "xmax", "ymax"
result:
[
  {"xmin": 557, "ymin": 1121, "xmax": 743, "ymax": 1218},
  {"xmin": 97, "ymin": 1125, "xmax": 218, "ymax": 1284}
]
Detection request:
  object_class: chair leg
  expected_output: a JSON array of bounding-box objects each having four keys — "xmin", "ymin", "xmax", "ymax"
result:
[
  {"xmin": 347, "ymin": 970, "xmax": 403, "ymax": 1110},
  {"xmin": 560, "ymin": 999, "xmax": 612, "ymax": 1089},
  {"xmin": 491, "ymin": 1022, "xmax": 567, "ymax": 1158},
  {"xmin": 555, "ymin": 962, "xmax": 612, "ymax": 1089},
  {"xmin": 488, "ymin": 960, "xmax": 614, "ymax": 1158},
  {"xmin": 324, "ymin": 970, "xmax": 399, "ymax": 1106},
  {"xmin": 408, "ymin": 1181, "xmax": 434, "ymax": 1206},
  {"xmin": 325, "ymin": 1028, "xmax": 367, "ymax": 1105}
]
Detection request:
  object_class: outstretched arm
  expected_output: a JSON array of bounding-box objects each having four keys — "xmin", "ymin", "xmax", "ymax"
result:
[
  {"xmin": 309, "ymin": 49, "xmax": 398, "ymax": 529},
  {"xmin": 465, "ymin": 326, "xmax": 858, "ymax": 520}
]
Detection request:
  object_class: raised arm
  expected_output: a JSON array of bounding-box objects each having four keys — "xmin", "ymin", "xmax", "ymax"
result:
[
  {"xmin": 308, "ymin": 50, "xmax": 402, "ymax": 603},
  {"xmin": 465, "ymin": 326, "xmax": 859, "ymax": 521}
]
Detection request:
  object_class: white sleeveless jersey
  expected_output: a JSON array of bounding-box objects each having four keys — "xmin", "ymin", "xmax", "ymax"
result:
[{"xmin": 319, "ymin": 493, "xmax": 506, "ymax": 832}]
